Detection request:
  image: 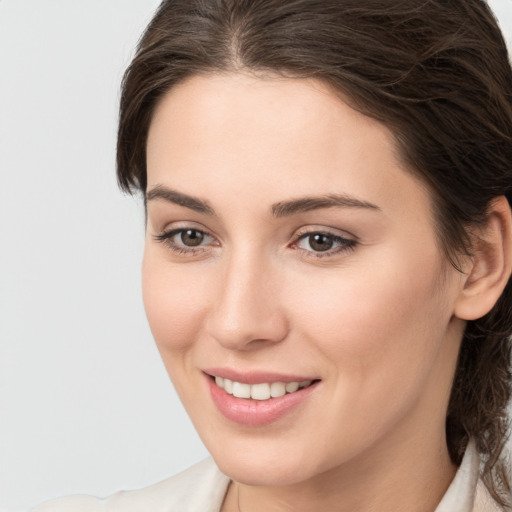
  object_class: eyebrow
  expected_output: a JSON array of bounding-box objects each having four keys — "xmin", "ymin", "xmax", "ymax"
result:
[
  {"xmin": 271, "ymin": 194, "xmax": 380, "ymax": 217},
  {"xmin": 146, "ymin": 185, "xmax": 215, "ymax": 215},
  {"xmin": 146, "ymin": 185, "xmax": 380, "ymax": 217}
]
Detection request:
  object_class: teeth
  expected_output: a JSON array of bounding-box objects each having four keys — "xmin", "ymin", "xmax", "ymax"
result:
[
  {"xmin": 251, "ymin": 383, "xmax": 270, "ymax": 400},
  {"xmin": 232, "ymin": 381, "xmax": 251, "ymax": 399},
  {"xmin": 214, "ymin": 377, "xmax": 314, "ymax": 400},
  {"xmin": 224, "ymin": 378, "xmax": 233, "ymax": 395},
  {"xmin": 285, "ymin": 381, "xmax": 299, "ymax": 393},
  {"xmin": 270, "ymin": 382, "xmax": 286, "ymax": 398}
]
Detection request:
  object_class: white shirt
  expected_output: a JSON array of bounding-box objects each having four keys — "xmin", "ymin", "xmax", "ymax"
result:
[{"xmin": 27, "ymin": 441, "xmax": 505, "ymax": 512}]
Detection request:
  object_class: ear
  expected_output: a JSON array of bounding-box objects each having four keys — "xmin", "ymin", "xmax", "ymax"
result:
[{"xmin": 454, "ymin": 196, "xmax": 512, "ymax": 321}]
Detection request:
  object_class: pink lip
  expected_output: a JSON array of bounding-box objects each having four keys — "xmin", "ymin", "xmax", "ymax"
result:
[
  {"xmin": 203, "ymin": 367, "xmax": 317, "ymax": 384},
  {"xmin": 204, "ymin": 373, "xmax": 320, "ymax": 427}
]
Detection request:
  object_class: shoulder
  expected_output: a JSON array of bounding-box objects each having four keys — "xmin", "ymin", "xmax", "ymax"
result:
[
  {"xmin": 104, "ymin": 457, "xmax": 230, "ymax": 512},
  {"xmin": 472, "ymin": 479, "xmax": 507, "ymax": 512},
  {"xmin": 28, "ymin": 495, "xmax": 104, "ymax": 512},
  {"xmin": 29, "ymin": 458, "xmax": 231, "ymax": 512},
  {"xmin": 435, "ymin": 440, "xmax": 510, "ymax": 512},
  {"xmin": 472, "ymin": 444, "xmax": 511, "ymax": 512}
]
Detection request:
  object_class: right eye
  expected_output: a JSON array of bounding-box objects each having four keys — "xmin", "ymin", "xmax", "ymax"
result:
[
  {"xmin": 154, "ymin": 228, "xmax": 216, "ymax": 254},
  {"xmin": 174, "ymin": 229, "xmax": 207, "ymax": 247}
]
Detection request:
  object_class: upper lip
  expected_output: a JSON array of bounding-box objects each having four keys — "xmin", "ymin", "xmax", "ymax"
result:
[{"xmin": 203, "ymin": 367, "xmax": 319, "ymax": 384}]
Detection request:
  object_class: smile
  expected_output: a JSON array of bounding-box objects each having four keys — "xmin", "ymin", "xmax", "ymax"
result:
[
  {"xmin": 214, "ymin": 376, "xmax": 313, "ymax": 401},
  {"xmin": 205, "ymin": 371, "xmax": 320, "ymax": 426}
]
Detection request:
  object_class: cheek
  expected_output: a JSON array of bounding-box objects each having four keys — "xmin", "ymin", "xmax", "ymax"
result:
[
  {"xmin": 141, "ymin": 248, "xmax": 210, "ymax": 354},
  {"xmin": 280, "ymin": 253, "xmax": 455, "ymax": 457},
  {"xmin": 288, "ymin": 248, "xmax": 450, "ymax": 387}
]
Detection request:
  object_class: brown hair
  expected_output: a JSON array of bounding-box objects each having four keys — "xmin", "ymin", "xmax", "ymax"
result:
[{"xmin": 117, "ymin": 0, "xmax": 512, "ymax": 506}]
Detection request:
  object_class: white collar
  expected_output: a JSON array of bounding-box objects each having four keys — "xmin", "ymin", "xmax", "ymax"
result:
[{"xmin": 435, "ymin": 439, "xmax": 481, "ymax": 512}]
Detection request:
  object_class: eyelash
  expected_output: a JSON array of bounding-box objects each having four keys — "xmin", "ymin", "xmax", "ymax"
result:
[
  {"xmin": 294, "ymin": 231, "xmax": 357, "ymax": 258},
  {"xmin": 153, "ymin": 228, "xmax": 357, "ymax": 259},
  {"xmin": 154, "ymin": 228, "xmax": 215, "ymax": 255}
]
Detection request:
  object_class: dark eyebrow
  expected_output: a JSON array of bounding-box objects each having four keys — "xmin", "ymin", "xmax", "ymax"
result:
[
  {"xmin": 146, "ymin": 185, "xmax": 380, "ymax": 218},
  {"xmin": 146, "ymin": 185, "xmax": 214, "ymax": 215},
  {"xmin": 271, "ymin": 194, "xmax": 381, "ymax": 217}
]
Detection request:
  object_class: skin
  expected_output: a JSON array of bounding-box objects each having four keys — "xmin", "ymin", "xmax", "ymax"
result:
[{"xmin": 142, "ymin": 73, "xmax": 508, "ymax": 512}]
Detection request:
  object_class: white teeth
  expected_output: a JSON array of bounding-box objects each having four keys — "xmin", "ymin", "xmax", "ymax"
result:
[
  {"xmin": 270, "ymin": 382, "xmax": 286, "ymax": 398},
  {"xmin": 214, "ymin": 377, "xmax": 314, "ymax": 400},
  {"xmin": 232, "ymin": 381, "xmax": 251, "ymax": 399},
  {"xmin": 251, "ymin": 383, "xmax": 271, "ymax": 400},
  {"xmin": 285, "ymin": 381, "xmax": 299, "ymax": 393},
  {"xmin": 224, "ymin": 378, "xmax": 233, "ymax": 395}
]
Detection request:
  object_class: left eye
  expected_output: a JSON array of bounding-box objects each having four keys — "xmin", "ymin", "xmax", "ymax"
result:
[{"xmin": 296, "ymin": 232, "xmax": 353, "ymax": 253}]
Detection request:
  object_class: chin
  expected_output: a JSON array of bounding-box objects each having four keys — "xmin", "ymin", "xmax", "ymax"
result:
[
  {"xmin": 216, "ymin": 458, "xmax": 310, "ymax": 487},
  {"xmin": 207, "ymin": 440, "xmax": 326, "ymax": 486}
]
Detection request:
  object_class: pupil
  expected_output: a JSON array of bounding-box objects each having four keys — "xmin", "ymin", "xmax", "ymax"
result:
[
  {"xmin": 309, "ymin": 234, "xmax": 333, "ymax": 252},
  {"xmin": 181, "ymin": 230, "xmax": 203, "ymax": 247}
]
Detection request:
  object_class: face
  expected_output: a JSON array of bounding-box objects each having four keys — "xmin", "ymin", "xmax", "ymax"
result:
[{"xmin": 143, "ymin": 73, "xmax": 466, "ymax": 486}]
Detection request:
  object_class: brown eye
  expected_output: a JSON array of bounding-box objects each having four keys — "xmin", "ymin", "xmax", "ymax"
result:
[
  {"xmin": 180, "ymin": 229, "xmax": 204, "ymax": 247},
  {"xmin": 295, "ymin": 231, "xmax": 356, "ymax": 256},
  {"xmin": 154, "ymin": 227, "xmax": 216, "ymax": 253},
  {"xmin": 308, "ymin": 233, "xmax": 334, "ymax": 252}
]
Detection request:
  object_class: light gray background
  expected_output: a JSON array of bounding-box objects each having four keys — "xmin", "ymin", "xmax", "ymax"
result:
[{"xmin": 0, "ymin": 1, "xmax": 511, "ymax": 510}]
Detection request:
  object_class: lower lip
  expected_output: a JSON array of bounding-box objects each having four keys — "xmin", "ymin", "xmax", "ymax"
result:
[{"xmin": 206, "ymin": 376, "xmax": 319, "ymax": 426}]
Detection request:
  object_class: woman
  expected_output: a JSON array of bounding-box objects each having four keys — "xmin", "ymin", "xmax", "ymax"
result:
[{"xmin": 32, "ymin": 0, "xmax": 511, "ymax": 511}]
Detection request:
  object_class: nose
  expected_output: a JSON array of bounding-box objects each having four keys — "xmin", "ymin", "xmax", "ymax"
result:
[{"xmin": 205, "ymin": 250, "xmax": 289, "ymax": 351}]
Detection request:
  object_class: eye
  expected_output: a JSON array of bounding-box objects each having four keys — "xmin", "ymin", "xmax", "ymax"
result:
[
  {"xmin": 176, "ymin": 229, "xmax": 206, "ymax": 247},
  {"xmin": 154, "ymin": 227, "xmax": 216, "ymax": 254},
  {"xmin": 301, "ymin": 233, "xmax": 336, "ymax": 252},
  {"xmin": 295, "ymin": 231, "xmax": 356, "ymax": 256}
]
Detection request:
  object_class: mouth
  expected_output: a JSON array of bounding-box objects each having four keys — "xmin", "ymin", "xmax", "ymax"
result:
[
  {"xmin": 211, "ymin": 375, "xmax": 316, "ymax": 401},
  {"xmin": 204, "ymin": 370, "xmax": 321, "ymax": 426}
]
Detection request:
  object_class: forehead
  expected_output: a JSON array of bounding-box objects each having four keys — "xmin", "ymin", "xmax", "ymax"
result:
[
  {"xmin": 146, "ymin": 72, "xmax": 432, "ymax": 222},
  {"xmin": 148, "ymin": 72, "xmax": 393, "ymax": 158}
]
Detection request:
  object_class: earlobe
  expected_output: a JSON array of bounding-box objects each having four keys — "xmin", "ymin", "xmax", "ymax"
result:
[{"xmin": 454, "ymin": 196, "xmax": 512, "ymax": 321}]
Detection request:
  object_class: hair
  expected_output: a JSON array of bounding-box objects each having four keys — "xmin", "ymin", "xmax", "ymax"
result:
[{"xmin": 116, "ymin": 0, "xmax": 512, "ymax": 507}]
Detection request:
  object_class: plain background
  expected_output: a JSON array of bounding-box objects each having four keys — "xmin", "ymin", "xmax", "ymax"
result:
[{"xmin": 0, "ymin": 1, "xmax": 511, "ymax": 510}]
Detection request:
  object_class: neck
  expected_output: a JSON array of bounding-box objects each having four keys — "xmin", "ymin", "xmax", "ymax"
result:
[{"xmin": 223, "ymin": 425, "xmax": 457, "ymax": 512}]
